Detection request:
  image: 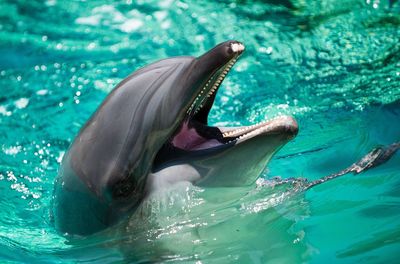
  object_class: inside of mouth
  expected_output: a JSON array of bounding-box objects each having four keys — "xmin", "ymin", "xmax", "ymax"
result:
[
  {"xmin": 167, "ymin": 53, "xmax": 265, "ymax": 152},
  {"xmin": 169, "ymin": 118, "xmax": 279, "ymax": 151}
]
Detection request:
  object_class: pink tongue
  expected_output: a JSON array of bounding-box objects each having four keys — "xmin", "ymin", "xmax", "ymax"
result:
[{"xmin": 171, "ymin": 122, "xmax": 222, "ymax": 151}]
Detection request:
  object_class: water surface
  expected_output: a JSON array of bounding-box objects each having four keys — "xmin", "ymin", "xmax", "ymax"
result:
[{"xmin": 0, "ymin": 0, "xmax": 399, "ymax": 263}]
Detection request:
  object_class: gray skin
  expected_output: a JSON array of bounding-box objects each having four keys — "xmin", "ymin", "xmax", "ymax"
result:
[{"xmin": 52, "ymin": 40, "xmax": 298, "ymax": 236}]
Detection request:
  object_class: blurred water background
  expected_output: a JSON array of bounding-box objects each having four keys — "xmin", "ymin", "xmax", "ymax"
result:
[{"xmin": 0, "ymin": 0, "xmax": 399, "ymax": 263}]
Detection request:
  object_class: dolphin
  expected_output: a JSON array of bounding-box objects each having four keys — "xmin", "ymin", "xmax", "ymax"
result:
[{"xmin": 52, "ymin": 40, "xmax": 298, "ymax": 236}]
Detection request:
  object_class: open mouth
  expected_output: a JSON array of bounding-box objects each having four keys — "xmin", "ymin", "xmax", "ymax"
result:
[{"xmin": 154, "ymin": 42, "xmax": 298, "ymax": 168}]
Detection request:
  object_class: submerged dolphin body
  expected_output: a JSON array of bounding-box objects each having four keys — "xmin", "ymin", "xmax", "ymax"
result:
[{"xmin": 52, "ymin": 41, "xmax": 298, "ymax": 236}]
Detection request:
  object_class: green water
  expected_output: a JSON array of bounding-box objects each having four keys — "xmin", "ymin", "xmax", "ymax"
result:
[{"xmin": 1, "ymin": 0, "xmax": 399, "ymax": 263}]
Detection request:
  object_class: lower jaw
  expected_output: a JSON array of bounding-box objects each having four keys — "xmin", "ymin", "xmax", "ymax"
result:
[{"xmin": 169, "ymin": 115, "xmax": 298, "ymax": 153}]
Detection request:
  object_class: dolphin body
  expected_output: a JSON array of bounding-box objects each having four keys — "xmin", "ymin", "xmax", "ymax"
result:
[{"xmin": 52, "ymin": 41, "xmax": 298, "ymax": 236}]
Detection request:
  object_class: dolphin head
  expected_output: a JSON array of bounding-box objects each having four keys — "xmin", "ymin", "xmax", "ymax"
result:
[
  {"xmin": 151, "ymin": 41, "xmax": 298, "ymax": 188},
  {"xmin": 54, "ymin": 40, "xmax": 298, "ymax": 235}
]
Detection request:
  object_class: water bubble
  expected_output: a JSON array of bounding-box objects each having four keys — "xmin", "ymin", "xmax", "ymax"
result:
[
  {"xmin": 3, "ymin": 145, "xmax": 22, "ymax": 155},
  {"xmin": 195, "ymin": 35, "xmax": 205, "ymax": 42},
  {"xmin": 36, "ymin": 89, "xmax": 48, "ymax": 96},
  {"xmin": 176, "ymin": 1, "xmax": 189, "ymax": 9},
  {"xmin": 45, "ymin": 0, "xmax": 56, "ymax": 6},
  {"xmin": 87, "ymin": 42, "xmax": 96, "ymax": 50},
  {"xmin": 57, "ymin": 151, "xmax": 65, "ymax": 163},
  {"xmin": 119, "ymin": 19, "xmax": 143, "ymax": 32},
  {"xmin": 154, "ymin": 11, "xmax": 167, "ymax": 21},
  {"xmin": 0, "ymin": 105, "xmax": 12, "ymax": 116},
  {"xmin": 15, "ymin": 98, "xmax": 29, "ymax": 109},
  {"xmin": 258, "ymin": 47, "xmax": 269, "ymax": 54},
  {"xmin": 161, "ymin": 21, "xmax": 171, "ymax": 29}
]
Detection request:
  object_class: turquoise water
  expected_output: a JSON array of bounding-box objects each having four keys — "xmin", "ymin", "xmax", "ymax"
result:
[{"xmin": 1, "ymin": 0, "xmax": 400, "ymax": 262}]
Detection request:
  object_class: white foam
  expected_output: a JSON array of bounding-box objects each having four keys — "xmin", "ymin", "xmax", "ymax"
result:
[
  {"xmin": 15, "ymin": 98, "xmax": 29, "ymax": 109},
  {"xmin": 154, "ymin": 11, "xmax": 167, "ymax": 21},
  {"xmin": 0, "ymin": 105, "xmax": 11, "ymax": 116},
  {"xmin": 119, "ymin": 18, "xmax": 143, "ymax": 32},
  {"xmin": 36, "ymin": 89, "xmax": 48, "ymax": 96},
  {"xmin": 75, "ymin": 15, "xmax": 101, "ymax": 26},
  {"xmin": 3, "ymin": 145, "xmax": 22, "ymax": 155}
]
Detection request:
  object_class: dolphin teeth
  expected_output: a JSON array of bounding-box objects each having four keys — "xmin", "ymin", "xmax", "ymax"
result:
[
  {"xmin": 187, "ymin": 54, "xmax": 241, "ymax": 115},
  {"xmin": 221, "ymin": 115, "xmax": 281, "ymax": 139}
]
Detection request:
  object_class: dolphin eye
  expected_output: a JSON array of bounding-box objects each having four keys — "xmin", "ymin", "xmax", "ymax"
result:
[{"xmin": 112, "ymin": 179, "xmax": 136, "ymax": 200}]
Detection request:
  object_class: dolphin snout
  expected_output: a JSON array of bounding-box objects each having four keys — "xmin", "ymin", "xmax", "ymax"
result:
[
  {"xmin": 227, "ymin": 41, "xmax": 245, "ymax": 55},
  {"xmin": 284, "ymin": 116, "xmax": 298, "ymax": 139}
]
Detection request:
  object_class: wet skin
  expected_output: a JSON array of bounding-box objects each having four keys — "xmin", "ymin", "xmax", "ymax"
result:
[{"xmin": 52, "ymin": 41, "xmax": 298, "ymax": 236}]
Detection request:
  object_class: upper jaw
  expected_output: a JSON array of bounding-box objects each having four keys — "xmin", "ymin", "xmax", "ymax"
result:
[
  {"xmin": 187, "ymin": 41, "xmax": 245, "ymax": 118},
  {"xmin": 184, "ymin": 40, "xmax": 297, "ymax": 147}
]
